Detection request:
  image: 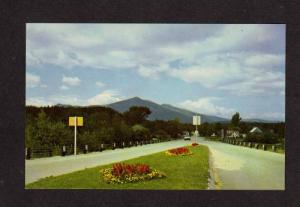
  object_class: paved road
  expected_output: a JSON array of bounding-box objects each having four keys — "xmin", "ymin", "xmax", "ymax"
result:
[
  {"xmin": 26, "ymin": 137, "xmax": 285, "ymax": 190},
  {"xmin": 25, "ymin": 140, "xmax": 191, "ymax": 184},
  {"xmin": 198, "ymin": 137, "xmax": 285, "ymax": 190}
]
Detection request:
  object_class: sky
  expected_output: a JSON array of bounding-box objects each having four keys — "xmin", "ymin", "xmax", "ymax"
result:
[{"xmin": 26, "ymin": 24, "xmax": 285, "ymax": 121}]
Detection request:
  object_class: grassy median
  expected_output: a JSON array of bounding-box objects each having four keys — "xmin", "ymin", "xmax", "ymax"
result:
[{"xmin": 26, "ymin": 145, "xmax": 209, "ymax": 189}]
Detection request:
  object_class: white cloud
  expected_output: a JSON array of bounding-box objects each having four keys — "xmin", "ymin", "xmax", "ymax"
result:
[
  {"xmin": 26, "ymin": 97, "xmax": 52, "ymax": 106},
  {"xmin": 137, "ymin": 64, "xmax": 169, "ymax": 79},
  {"xmin": 26, "ymin": 72, "xmax": 41, "ymax": 88},
  {"xmin": 27, "ymin": 24, "xmax": 285, "ymax": 97},
  {"xmin": 26, "ymin": 95, "xmax": 84, "ymax": 106},
  {"xmin": 168, "ymin": 64, "xmax": 240, "ymax": 88},
  {"xmin": 62, "ymin": 75, "xmax": 81, "ymax": 86},
  {"xmin": 26, "ymin": 90, "xmax": 123, "ymax": 106},
  {"xmin": 178, "ymin": 97, "xmax": 235, "ymax": 118},
  {"xmin": 246, "ymin": 112, "xmax": 285, "ymax": 121},
  {"xmin": 95, "ymin": 81, "xmax": 106, "ymax": 88},
  {"xmin": 262, "ymin": 112, "xmax": 285, "ymax": 121},
  {"xmin": 87, "ymin": 90, "xmax": 122, "ymax": 105},
  {"xmin": 218, "ymin": 69, "xmax": 285, "ymax": 96},
  {"xmin": 26, "ymin": 24, "xmax": 284, "ymax": 70},
  {"xmin": 60, "ymin": 85, "xmax": 69, "ymax": 90},
  {"xmin": 244, "ymin": 54, "xmax": 285, "ymax": 67}
]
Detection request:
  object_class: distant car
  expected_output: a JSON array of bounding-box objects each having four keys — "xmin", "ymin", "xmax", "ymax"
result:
[{"xmin": 184, "ymin": 135, "xmax": 191, "ymax": 140}]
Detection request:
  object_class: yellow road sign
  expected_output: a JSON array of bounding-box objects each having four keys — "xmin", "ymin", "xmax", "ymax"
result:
[{"xmin": 69, "ymin": 117, "xmax": 83, "ymax": 126}]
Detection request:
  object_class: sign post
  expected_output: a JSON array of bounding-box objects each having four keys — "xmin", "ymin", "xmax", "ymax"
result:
[
  {"xmin": 69, "ymin": 116, "xmax": 83, "ymax": 155},
  {"xmin": 193, "ymin": 115, "xmax": 201, "ymax": 142},
  {"xmin": 74, "ymin": 116, "xmax": 77, "ymax": 155}
]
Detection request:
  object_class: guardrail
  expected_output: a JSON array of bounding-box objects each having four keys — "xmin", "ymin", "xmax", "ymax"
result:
[
  {"xmin": 25, "ymin": 138, "xmax": 166, "ymax": 160},
  {"xmin": 221, "ymin": 138, "xmax": 284, "ymax": 153}
]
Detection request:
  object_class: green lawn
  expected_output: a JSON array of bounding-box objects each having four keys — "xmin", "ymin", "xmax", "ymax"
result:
[{"xmin": 26, "ymin": 145, "xmax": 209, "ymax": 189}]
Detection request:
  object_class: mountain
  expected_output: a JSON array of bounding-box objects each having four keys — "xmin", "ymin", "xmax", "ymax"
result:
[
  {"xmin": 107, "ymin": 97, "xmax": 229, "ymax": 123},
  {"xmin": 242, "ymin": 119, "xmax": 282, "ymax": 123},
  {"xmin": 161, "ymin": 104, "xmax": 228, "ymax": 123}
]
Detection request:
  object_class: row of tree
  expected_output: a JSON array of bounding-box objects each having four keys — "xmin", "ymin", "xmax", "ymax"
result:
[
  {"xmin": 25, "ymin": 106, "xmax": 194, "ymax": 151},
  {"xmin": 203, "ymin": 112, "xmax": 285, "ymax": 144}
]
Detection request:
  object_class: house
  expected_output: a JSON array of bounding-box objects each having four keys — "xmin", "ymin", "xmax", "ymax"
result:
[
  {"xmin": 226, "ymin": 129, "xmax": 240, "ymax": 138},
  {"xmin": 250, "ymin": 127, "xmax": 263, "ymax": 134}
]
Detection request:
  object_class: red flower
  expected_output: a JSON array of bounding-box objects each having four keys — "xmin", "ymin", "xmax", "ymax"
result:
[
  {"xmin": 112, "ymin": 163, "xmax": 124, "ymax": 176},
  {"xmin": 168, "ymin": 147, "xmax": 190, "ymax": 155},
  {"xmin": 112, "ymin": 163, "xmax": 150, "ymax": 176},
  {"xmin": 136, "ymin": 164, "xmax": 150, "ymax": 174}
]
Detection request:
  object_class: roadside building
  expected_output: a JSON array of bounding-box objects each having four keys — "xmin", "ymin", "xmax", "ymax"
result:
[
  {"xmin": 249, "ymin": 127, "xmax": 263, "ymax": 134},
  {"xmin": 226, "ymin": 129, "xmax": 240, "ymax": 138}
]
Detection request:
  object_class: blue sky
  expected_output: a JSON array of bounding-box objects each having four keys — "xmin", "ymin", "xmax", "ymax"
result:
[{"xmin": 26, "ymin": 24, "xmax": 285, "ymax": 121}]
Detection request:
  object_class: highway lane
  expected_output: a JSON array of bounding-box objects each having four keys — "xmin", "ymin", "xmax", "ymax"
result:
[{"xmin": 199, "ymin": 137, "xmax": 285, "ymax": 190}]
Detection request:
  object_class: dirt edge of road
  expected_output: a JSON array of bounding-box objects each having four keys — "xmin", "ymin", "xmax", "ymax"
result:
[{"xmin": 208, "ymin": 148, "xmax": 222, "ymax": 190}]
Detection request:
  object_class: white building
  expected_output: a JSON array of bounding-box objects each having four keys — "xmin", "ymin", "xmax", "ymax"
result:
[
  {"xmin": 226, "ymin": 129, "xmax": 240, "ymax": 138},
  {"xmin": 250, "ymin": 127, "xmax": 263, "ymax": 133}
]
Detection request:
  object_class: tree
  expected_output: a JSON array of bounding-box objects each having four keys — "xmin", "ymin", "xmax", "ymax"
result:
[
  {"xmin": 98, "ymin": 127, "xmax": 115, "ymax": 144},
  {"xmin": 34, "ymin": 110, "xmax": 52, "ymax": 147},
  {"xmin": 231, "ymin": 112, "xmax": 242, "ymax": 127},
  {"xmin": 199, "ymin": 123, "xmax": 214, "ymax": 136},
  {"xmin": 132, "ymin": 124, "xmax": 150, "ymax": 141},
  {"xmin": 153, "ymin": 129, "xmax": 170, "ymax": 140},
  {"xmin": 124, "ymin": 106, "xmax": 151, "ymax": 125},
  {"xmin": 239, "ymin": 122, "xmax": 251, "ymax": 134},
  {"xmin": 165, "ymin": 119, "xmax": 181, "ymax": 138},
  {"xmin": 213, "ymin": 123, "xmax": 222, "ymax": 135},
  {"xmin": 51, "ymin": 121, "xmax": 72, "ymax": 146},
  {"xmin": 25, "ymin": 117, "xmax": 35, "ymax": 148},
  {"xmin": 79, "ymin": 131, "xmax": 99, "ymax": 151},
  {"xmin": 29, "ymin": 110, "xmax": 72, "ymax": 148}
]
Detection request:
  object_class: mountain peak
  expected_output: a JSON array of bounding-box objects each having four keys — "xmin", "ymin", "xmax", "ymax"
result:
[
  {"xmin": 108, "ymin": 97, "xmax": 229, "ymax": 123},
  {"xmin": 129, "ymin": 96, "xmax": 143, "ymax": 100}
]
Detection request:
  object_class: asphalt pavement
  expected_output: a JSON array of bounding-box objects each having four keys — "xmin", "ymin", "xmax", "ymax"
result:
[
  {"xmin": 25, "ymin": 137, "xmax": 285, "ymax": 190},
  {"xmin": 199, "ymin": 137, "xmax": 285, "ymax": 190},
  {"xmin": 25, "ymin": 140, "xmax": 190, "ymax": 184}
]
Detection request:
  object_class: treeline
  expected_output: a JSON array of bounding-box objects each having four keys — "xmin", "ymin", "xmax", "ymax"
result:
[
  {"xmin": 25, "ymin": 105, "xmax": 194, "ymax": 151},
  {"xmin": 26, "ymin": 107, "xmax": 285, "ymax": 152},
  {"xmin": 199, "ymin": 122, "xmax": 285, "ymax": 138},
  {"xmin": 201, "ymin": 112, "xmax": 285, "ymax": 144}
]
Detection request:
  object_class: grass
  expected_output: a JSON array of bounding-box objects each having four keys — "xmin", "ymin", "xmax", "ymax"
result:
[{"xmin": 26, "ymin": 145, "xmax": 209, "ymax": 189}]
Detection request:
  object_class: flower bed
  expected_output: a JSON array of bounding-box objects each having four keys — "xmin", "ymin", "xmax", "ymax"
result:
[
  {"xmin": 101, "ymin": 163, "xmax": 166, "ymax": 184},
  {"xmin": 166, "ymin": 147, "xmax": 192, "ymax": 156},
  {"xmin": 191, "ymin": 143, "xmax": 199, "ymax": 147}
]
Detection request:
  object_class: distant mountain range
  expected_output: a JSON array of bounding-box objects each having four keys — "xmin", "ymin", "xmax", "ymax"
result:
[
  {"xmin": 54, "ymin": 97, "xmax": 282, "ymax": 123},
  {"xmin": 107, "ymin": 97, "xmax": 228, "ymax": 123},
  {"xmin": 242, "ymin": 118, "xmax": 281, "ymax": 123}
]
